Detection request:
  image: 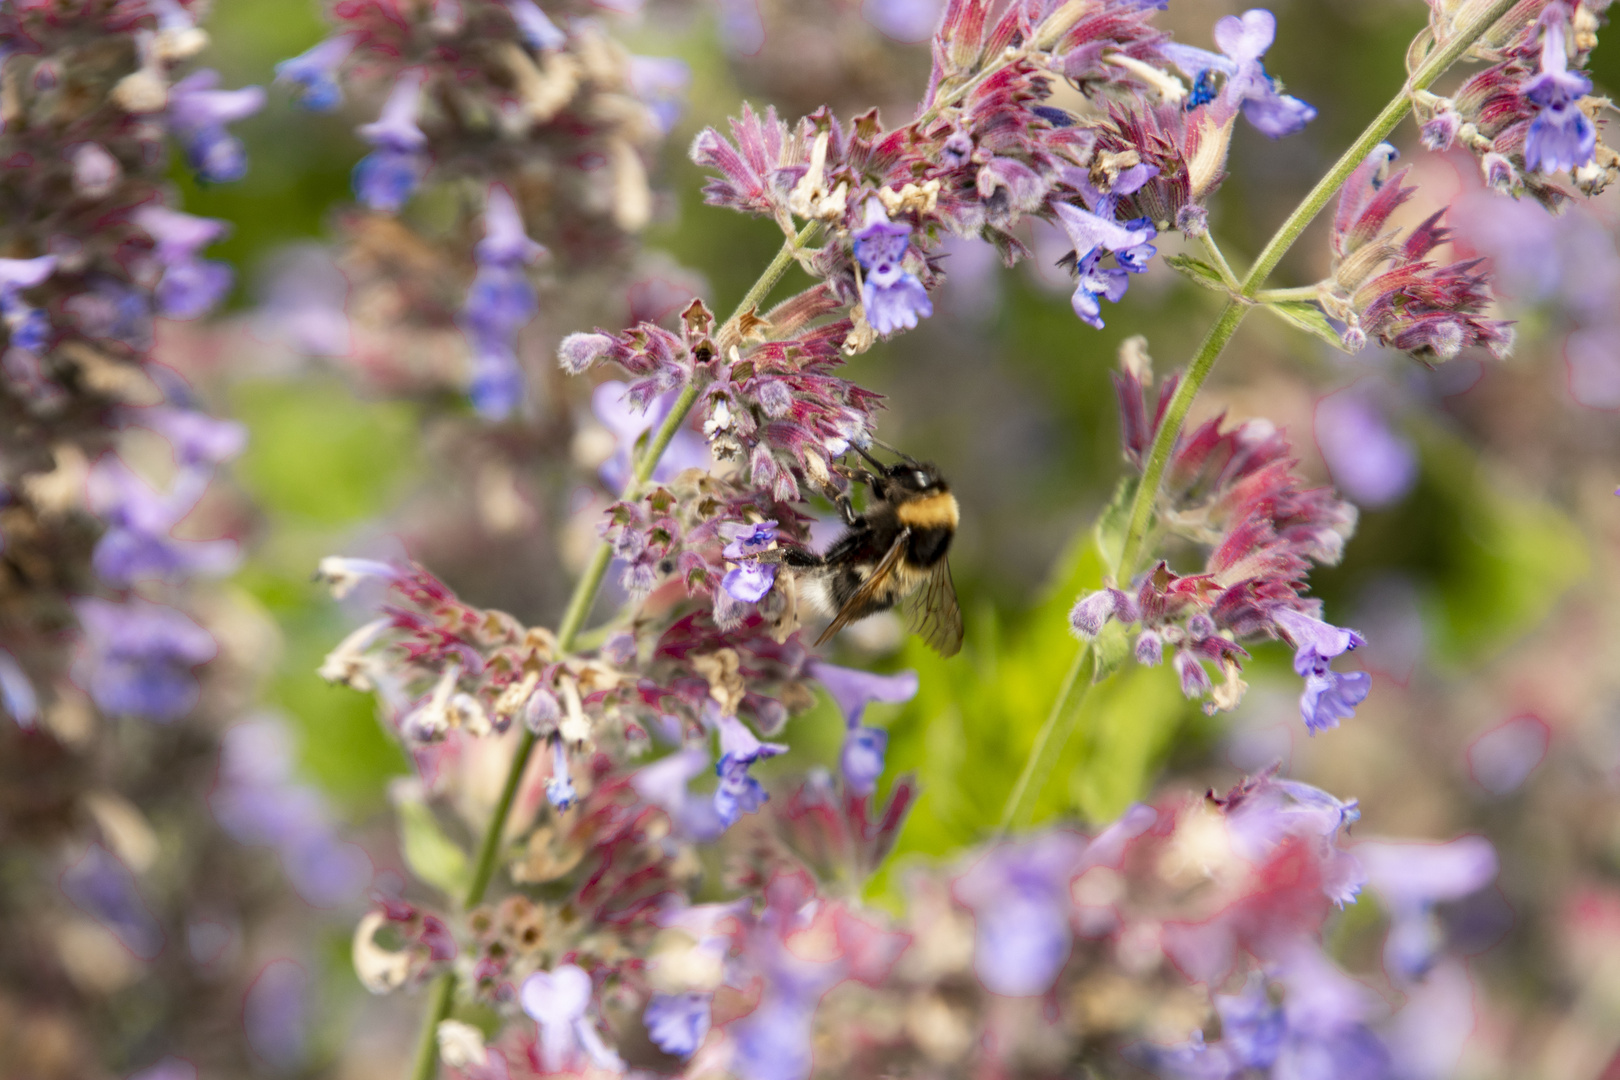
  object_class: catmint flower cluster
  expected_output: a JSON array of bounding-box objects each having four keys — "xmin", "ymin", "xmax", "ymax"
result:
[
  {"xmin": 1069, "ymin": 340, "xmax": 1362, "ymax": 727},
  {"xmin": 1413, "ymin": 0, "xmax": 1615, "ymax": 202},
  {"xmin": 1315, "ymin": 145, "xmax": 1514, "ymax": 360},
  {"xmin": 274, "ymin": 0, "xmax": 686, "ymax": 418}
]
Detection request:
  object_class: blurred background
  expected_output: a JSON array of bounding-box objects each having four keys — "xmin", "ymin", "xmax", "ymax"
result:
[{"xmin": 16, "ymin": 0, "xmax": 1620, "ymax": 1077}]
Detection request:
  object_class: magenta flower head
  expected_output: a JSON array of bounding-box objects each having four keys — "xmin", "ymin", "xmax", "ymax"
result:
[
  {"xmin": 354, "ymin": 71, "xmax": 428, "ymax": 213},
  {"xmin": 853, "ymin": 199, "xmax": 932, "ymax": 336},
  {"xmin": 1522, "ymin": 8, "xmax": 1596, "ymax": 175}
]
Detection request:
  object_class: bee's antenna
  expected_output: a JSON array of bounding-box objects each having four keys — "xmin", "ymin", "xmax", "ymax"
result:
[
  {"xmin": 854, "ymin": 443, "xmax": 888, "ymax": 471},
  {"xmin": 868, "ymin": 437, "xmax": 919, "ymax": 465}
]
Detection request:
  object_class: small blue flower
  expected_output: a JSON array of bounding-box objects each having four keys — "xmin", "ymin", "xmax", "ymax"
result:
[
  {"xmin": 853, "ymin": 199, "xmax": 933, "ymax": 336},
  {"xmin": 712, "ymin": 710, "xmax": 787, "ymax": 827},
  {"xmin": 644, "ymin": 992, "xmax": 712, "ymax": 1058},
  {"xmin": 720, "ymin": 520, "xmax": 779, "ymax": 603},
  {"xmin": 275, "ymin": 35, "xmax": 355, "ymax": 112},
  {"xmin": 1272, "ymin": 608, "xmax": 1370, "ymax": 733},
  {"xmin": 166, "ymin": 70, "xmax": 265, "ymax": 183},
  {"xmin": 0, "ymin": 254, "xmax": 56, "ymax": 352},
  {"xmin": 0, "ymin": 648, "xmax": 38, "ymax": 729},
  {"xmin": 521, "ymin": 965, "xmax": 625, "ymax": 1074},
  {"xmin": 458, "ymin": 185, "xmax": 545, "ymax": 418},
  {"xmin": 354, "ymin": 72, "xmax": 428, "ymax": 212},
  {"xmin": 1052, "ymin": 202, "xmax": 1156, "ymax": 329},
  {"xmin": 546, "ymin": 739, "xmax": 578, "ymax": 811},
  {"xmin": 1357, "ymin": 837, "xmax": 1497, "ymax": 982},
  {"xmin": 87, "ymin": 456, "xmax": 239, "ymax": 586},
  {"xmin": 839, "ymin": 726, "xmax": 888, "ymax": 796},
  {"xmin": 631, "ymin": 748, "xmax": 728, "ymax": 840},
  {"xmin": 132, "ymin": 206, "xmax": 234, "ymax": 320},
  {"xmin": 61, "ymin": 844, "xmax": 165, "ymax": 960},
  {"xmin": 1522, "ymin": 16, "xmax": 1595, "ymax": 175}
]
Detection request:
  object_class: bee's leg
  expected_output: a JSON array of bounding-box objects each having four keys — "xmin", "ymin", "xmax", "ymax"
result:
[{"xmin": 778, "ymin": 545, "xmax": 824, "ymax": 569}]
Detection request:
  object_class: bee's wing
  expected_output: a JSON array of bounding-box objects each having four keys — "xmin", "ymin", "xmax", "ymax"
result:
[
  {"xmin": 904, "ymin": 557, "xmax": 963, "ymax": 657},
  {"xmin": 814, "ymin": 527, "xmax": 910, "ymax": 647}
]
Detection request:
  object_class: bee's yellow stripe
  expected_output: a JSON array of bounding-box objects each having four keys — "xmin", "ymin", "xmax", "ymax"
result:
[{"xmin": 896, "ymin": 491, "xmax": 960, "ymax": 531}]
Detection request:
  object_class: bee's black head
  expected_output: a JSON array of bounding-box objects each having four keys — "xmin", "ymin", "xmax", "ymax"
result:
[{"xmin": 882, "ymin": 460, "xmax": 948, "ymax": 496}]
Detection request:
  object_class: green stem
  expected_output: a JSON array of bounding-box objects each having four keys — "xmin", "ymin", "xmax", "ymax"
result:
[
  {"xmin": 402, "ymin": 221, "xmax": 823, "ymax": 1080},
  {"xmin": 1116, "ymin": 0, "xmax": 1520, "ymax": 580},
  {"xmin": 997, "ymin": 642, "xmax": 1091, "ymax": 835},
  {"xmin": 1199, "ymin": 233, "xmax": 1241, "ymax": 290},
  {"xmin": 1252, "ymin": 285, "xmax": 1321, "ymax": 303}
]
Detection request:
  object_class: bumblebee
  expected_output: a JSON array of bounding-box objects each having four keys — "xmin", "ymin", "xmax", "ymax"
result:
[{"xmin": 784, "ymin": 446, "xmax": 963, "ymax": 657}]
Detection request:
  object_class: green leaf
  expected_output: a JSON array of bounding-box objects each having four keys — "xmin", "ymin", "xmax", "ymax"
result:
[
  {"xmin": 1091, "ymin": 620, "xmax": 1131, "ymax": 684},
  {"xmin": 1165, "ymin": 255, "xmax": 1230, "ymax": 293},
  {"xmin": 1261, "ymin": 300, "xmax": 1348, "ymax": 350},
  {"xmin": 397, "ymin": 799, "xmax": 472, "ymax": 900},
  {"xmin": 1092, "ymin": 474, "xmax": 1139, "ymax": 579}
]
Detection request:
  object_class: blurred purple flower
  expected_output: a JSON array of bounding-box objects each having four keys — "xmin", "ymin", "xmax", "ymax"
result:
[
  {"xmin": 807, "ymin": 660, "xmax": 918, "ymax": 794},
  {"xmin": 252, "ymin": 244, "xmax": 352, "ymax": 357},
  {"xmin": 212, "ymin": 719, "xmax": 372, "ymax": 907},
  {"xmin": 593, "ymin": 381, "xmax": 708, "ymax": 493},
  {"xmin": 853, "ymin": 199, "xmax": 932, "ymax": 336},
  {"xmin": 0, "ymin": 647, "xmax": 38, "ymax": 728},
  {"xmin": 546, "ymin": 739, "xmax": 577, "ymax": 811},
  {"xmin": 460, "ymin": 185, "xmax": 545, "ymax": 419},
  {"xmin": 87, "ymin": 456, "xmax": 238, "ymax": 585},
  {"xmin": 712, "ymin": 709, "xmax": 787, "ymax": 827},
  {"xmin": 1052, "ymin": 202, "xmax": 1155, "ymax": 329},
  {"xmin": 629, "ymin": 57, "xmax": 690, "ymax": 136},
  {"xmin": 275, "ymin": 34, "xmax": 355, "ymax": 111},
  {"xmin": 244, "ymin": 959, "xmax": 310, "ymax": 1069},
  {"xmin": 644, "ymin": 991, "xmax": 711, "ymax": 1058},
  {"xmin": 64, "ymin": 276, "xmax": 151, "ymax": 351},
  {"xmin": 504, "ymin": 0, "xmax": 566, "ymax": 50},
  {"xmin": 520, "ymin": 964, "xmax": 625, "ymax": 1074},
  {"xmin": 76, "ymin": 598, "xmax": 216, "ymax": 721},
  {"xmin": 354, "ymin": 71, "xmax": 428, "ymax": 213},
  {"xmin": 1355, "ymin": 837, "xmax": 1497, "ymax": 982},
  {"xmin": 0, "ymin": 254, "xmax": 56, "ymax": 353},
  {"xmin": 863, "ymin": 0, "xmax": 943, "ymax": 43},
  {"xmin": 166, "ymin": 69, "xmax": 265, "ymax": 183},
  {"xmin": 632, "ymin": 748, "xmax": 728, "ymax": 840},
  {"xmin": 127, "ymin": 1057, "xmax": 197, "ymax": 1080},
  {"xmin": 60, "ymin": 843, "xmax": 165, "ymax": 960},
  {"xmin": 1314, "ymin": 387, "xmax": 1417, "ymax": 508},
  {"xmin": 715, "ymin": 0, "xmax": 765, "ymax": 55},
  {"xmin": 1465, "ymin": 715, "xmax": 1550, "ymax": 796},
  {"xmin": 132, "ymin": 206, "xmax": 234, "ymax": 320}
]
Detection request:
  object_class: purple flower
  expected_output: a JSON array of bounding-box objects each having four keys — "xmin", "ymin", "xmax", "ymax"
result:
[
  {"xmin": 1465, "ymin": 715, "xmax": 1549, "ymax": 796},
  {"xmin": 632, "ymin": 748, "xmax": 727, "ymax": 840},
  {"xmin": 954, "ymin": 832, "xmax": 1089, "ymax": 996},
  {"xmin": 839, "ymin": 726, "xmax": 888, "ymax": 797},
  {"xmin": 167, "ymin": 70, "xmax": 265, "ymax": 183},
  {"xmin": 244, "ymin": 959, "xmax": 310, "ymax": 1069},
  {"xmin": 1355, "ymin": 837, "xmax": 1497, "ymax": 982},
  {"xmin": 712, "ymin": 709, "xmax": 787, "ymax": 827},
  {"xmin": 0, "ymin": 648, "xmax": 37, "ymax": 728},
  {"xmin": 1162, "ymin": 9, "xmax": 1317, "ymax": 138},
  {"xmin": 87, "ymin": 456, "xmax": 238, "ymax": 585},
  {"xmin": 252, "ymin": 245, "xmax": 352, "ymax": 356},
  {"xmin": 520, "ymin": 965, "xmax": 625, "ymax": 1074},
  {"xmin": 211, "ymin": 720, "xmax": 372, "ymax": 907},
  {"xmin": 728, "ymin": 941, "xmax": 844, "ymax": 1080},
  {"xmin": 1222, "ymin": 776, "xmax": 1366, "ymax": 907},
  {"xmin": 138, "ymin": 406, "xmax": 247, "ymax": 466},
  {"xmin": 806, "ymin": 660, "xmax": 917, "ymax": 794},
  {"xmin": 75, "ymin": 597, "xmax": 217, "ymax": 721},
  {"xmin": 60, "ymin": 843, "xmax": 165, "ymax": 960},
  {"xmin": 275, "ymin": 35, "xmax": 355, "ymax": 111},
  {"xmin": 862, "ymin": 0, "xmax": 943, "ymax": 43},
  {"xmin": 1052, "ymin": 202, "xmax": 1156, "ymax": 329},
  {"xmin": 132, "ymin": 206, "xmax": 233, "ymax": 320},
  {"xmin": 853, "ymin": 199, "xmax": 933, "ymax": 336},
  {"xmin": 65, "ymin": 276, "xmax": 151, "ymax": 350},
  {"xmin": 593, "ymin": 382, "xmax": 707, "ymax": 493},
  {"xmin": 546, "ymin": 739, "xmax": 577, "ymax": 810},
  {"xmin": 629, "ymin": 56, "xmax": 691, "ymax": 136},
  {"xmin": 504, "ymin": 0, "xmax": 566, "ymax": 50},
  {"xmin": 1272, "ymin": 608, "xmax": 1370, "ymax": 733},
  {"xmin": 644, "ymin": 991, "xmax": 711, "ymax": 1058},
  {"xmin": 459, "ymin": 185, "xmax": 545, "ymax": 419},
  {"xmin": 0, "ymin": 255, "xmax": 57, "ymax": 353},
  {"xmin": 1522, "ymin": 14, "xmax": 1595, "ymax": 175},
  {"xmin": 1314, "ymin": 387, "xmax": 1417, "ymax": 508},
  {"xmin": 354, "ymin": 71, "xmax": 428, "ymax": 212},
  {"xmin": 128, "ymin": 1057, "xmax": 197, "ymax": 1080},
  {"xmin": 721, "ymin": 520, "xmax": 779, "ymax": 603}
]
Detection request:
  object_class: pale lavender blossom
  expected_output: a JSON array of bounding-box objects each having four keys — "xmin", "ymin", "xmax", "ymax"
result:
[
  {"xmin": 863, "ymin": 0, "xmax": 944, "ymax": 43},
  {"xmin": 0, "ymin": 255, "xmax": 57, "ymax": 353},
  {"xmin": 644, "ymin": 992, "xmax": 711, "ymax": 1058},
  {"xmin": 520, "ymin": 965, "xmax": 625, "ymax": 1074},
  {"xmin": 721, "ymin": 520, "xmax": 778, "ymax": 603},
  {"xmin": 504, "ymin": 0, "xmax": 566, "ymax": 51},
  {"xmin": 244, "ymin": 959, "xmax": 310, "ymax": 1069},
  {"xmin": 1052, "ymin": 202, "xmax": 1156, "ymax": 329},
  {"xmin": 1465, "ymin": 715, "xmax": 1550, "ymax": 796},
  {"xmin": 1355, "ymin": 837, "xmax": 1498, "ymax": 982},
  {"xmin": 807, "ymin": 659, "xmax": 918, "ymax": 795},
  {"xmin": 132, "ymin": 206, "xmax": 234, "ymax": 320},
  {"xmin": 460, "ymin": 185, "xmax": 546, "ymax": 418},
  {"xmin": 632, "ymin": 748, "xmax": 727, "ymax": 840},
  {"xmin": 712, "ymin": 709, "xmax": 787, "ymax": 827},
  {"xmin": 1522, "ymin": 10, "xmax": 1595, "ymax": 175},
  {"xmin": 1161, "ymin": 9, "xmax": 1318, "ymax": 138},
  {"xmin": 1314, "ymin": 387, "xmax": 1417, "ymax": 508},
  {"xmin": 60, "ymin": 843, "xmax": 165, "ymax": 960},
  {"xmin": 853, "ymin": 199, "xmax": 933, "ymax": 336},
  {"xmin": 87, "ymin": 456, "xmax": 238, "ymax": 586},
  {"xmin": 1272, "ymin": 608, "xmax": 1370, "ymax": 733},
  {"xmin": 275, "ymin": 35, "xmax": 356, "ymax": 111},
  {"xmin": 628, "ymin": 56, "xmax": 691, "ymax": 136},
  {"xmin": 593, "ymin": 381, "xmax": 708, "ymax": 493},
  {"xmin": 0, "ymin": 647, "xmax": 38, "ymax": 728},
  {"xmin": 546, "ymin": 739, "xmax": 577, "ymax": 810}
]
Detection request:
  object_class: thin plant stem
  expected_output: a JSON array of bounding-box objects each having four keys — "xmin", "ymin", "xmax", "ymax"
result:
[
  {"xmin": 1199, "ymin": 233, "xmax": 1241, "ymax": 290},
  {"xmin": 1000, "ymin": 0, "xmax": 1523, "ymax": 838},
  {"xmin": 1252, "ymin": 285, "xmax": 1322, "ymax": 303},
  {"xmin": 1115, "ymin": 0, "xmax": 1521, "ymax": 580},
  {"xmin": 403, "ymin": 220, "xmax": 822, "ymax": 1080},
  {"xmin": 997, "ymin": 642, "xmax": 1091, "ymax": 835}
]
